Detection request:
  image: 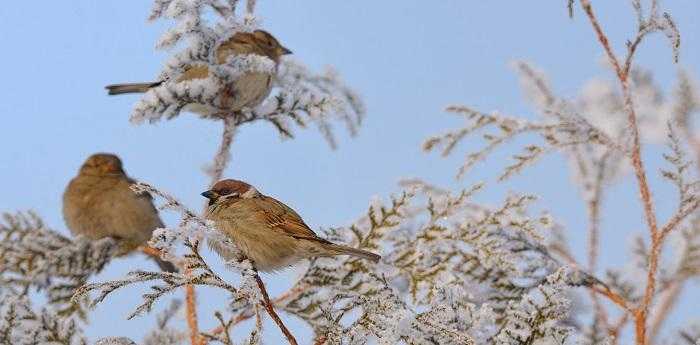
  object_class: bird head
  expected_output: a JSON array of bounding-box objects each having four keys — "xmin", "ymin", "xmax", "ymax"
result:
[
  {"xmin": 79, "ymin": 153, "xmax": 125, "ymax": 176},
  {"xmin": 217, "ymin": 30, "xmax": 292, "ymax": 64},
  {"xmin": 202, "ymin": 179, "xmax": 259, "ymax": 206}
]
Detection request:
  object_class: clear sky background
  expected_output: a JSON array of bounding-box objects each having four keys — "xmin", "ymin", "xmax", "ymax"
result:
[{"xmin": 1, "ymin": 1, "xmax": 699, "ymax": 344}]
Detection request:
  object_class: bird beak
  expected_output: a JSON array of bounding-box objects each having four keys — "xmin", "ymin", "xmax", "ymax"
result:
[
  {"xmin": 201, "ymin": 190, "xmax": 217, "ymax": 200},
  {"xmin": 280, "ymin": 46, "xmax": 292, "ymax": 55}
]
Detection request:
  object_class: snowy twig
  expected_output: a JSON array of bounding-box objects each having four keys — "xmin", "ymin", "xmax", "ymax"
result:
[{"xmin": 577, "ymin": 1, "xmax": 682, "ymax": 343}]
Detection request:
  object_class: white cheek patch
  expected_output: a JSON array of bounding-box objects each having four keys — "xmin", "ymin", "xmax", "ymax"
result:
[{"xmin": 241, "ymin": 187, "xmax": 258, "ymax": 199}]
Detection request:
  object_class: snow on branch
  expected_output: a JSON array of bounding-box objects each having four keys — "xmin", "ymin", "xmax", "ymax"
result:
[
  {"xmin": 661, "ymin": 122, "xmax": 700, "ymax": 219},
  {"xmin": 126, "ymin": 0, "xmax": 364, "ymax": 150},
  {"xmin": 274, "ymin": 184, "xmax": 601, "ymax": 343},
  {"xmin": 0, "ymin": 211, "xmax": 117, "ymax": 318},
  {"xmin": 73, "ymin": 182, "xmax": 258, "ymax": 319},
  {"xmin": 240, "ymin": 59, "xmax": 365, "ymax": 148},
  {"xmin": 71, "ymin": 181, "xmax": 293, "ymax": 344},
  {"xmin": 55, "ymin": 177, "xmax": 607, "ymax": 344},
  {"xmin": 423, "ymin": 2, "xmax": 699, "ymax": 343},
  {"xmin": 4, "ymin": 1, "xmax": 698, "ymax": 344},
  {"xmin": 425, "ymin": 60, "xmax": 696, "ymax": 189},
  {"xmin": 0, "ymin": 290, "xmax": 87, "ymax": 345}
]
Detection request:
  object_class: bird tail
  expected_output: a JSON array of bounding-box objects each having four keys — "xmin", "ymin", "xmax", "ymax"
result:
[
  {"xmin": 105, "ymin": 81, "xmax": 162, "ymax": 95},
  {"xmin": 152, "ymin": 256, "xmax": 178, "ymax": 273},
  {"xmin": 324, "ymin": 243, "xmax": 381, "ymax": 263}
]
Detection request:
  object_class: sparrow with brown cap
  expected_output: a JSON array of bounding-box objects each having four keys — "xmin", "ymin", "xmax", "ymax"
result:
[{"xmin": 202, "ymin": 179, "xmax": 380, "ymax": 271}]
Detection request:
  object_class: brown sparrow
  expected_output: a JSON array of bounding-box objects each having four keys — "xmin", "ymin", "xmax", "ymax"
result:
[
  {"xmin": 62, "ymin": 153, "xmax": 176, "ymax": 272},
  {"xmin": 105, "ymin": 30, "xmax": 291, "ymax": 113},
  {"xmin": 202, "ymin": 179, "xmax": 381, "ymax": 271}
]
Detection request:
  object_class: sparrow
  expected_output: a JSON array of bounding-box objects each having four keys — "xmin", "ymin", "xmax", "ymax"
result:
[
  {"xmin": 202, "ymin": 179, "xmax": 381, "ymax": 271},
  {"xmin": 105, "ymin": 30, "xmax": 291, "ymax": 114},
  {"xmin": 62, "ymin": 153, "xmax": 176, "ymax": 272}
]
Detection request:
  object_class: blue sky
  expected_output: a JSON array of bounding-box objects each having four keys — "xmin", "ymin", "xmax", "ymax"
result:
[{"xmin": 1, "ymin": 1, "xmax": 699, "ymax": 343}]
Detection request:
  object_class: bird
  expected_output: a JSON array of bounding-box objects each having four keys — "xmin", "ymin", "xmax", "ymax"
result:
[
  {"xmin": 62, "ymin": 153, "xmax": 176, "ymax": 272},
  {"xmin": 105, "ymin": 30, "xmax": 291, "ymax": 114},
  {"xmin": 201, "ymin": 179, "xmax": 381, "ymax": 271}
]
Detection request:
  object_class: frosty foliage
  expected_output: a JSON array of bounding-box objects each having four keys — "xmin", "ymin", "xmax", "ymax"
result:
[
  {"xmin": 73, "ymin": 179, "xmax": 598, "ymax": 345},
  {"xmin": 2, "ymin": 0, "xmax": 700, "ymax": 344},
  {"xmin": 0, "ymin": 290, "xmax": 87, "ymax": 345},
  {"xmin": 424, "ymin": 1, "xmax": 700, "ymax": 344},
  {"xmin": 95, "ymin": 338, "xmax": 137, "ymax": 345},
  {"xmin": 0, "ymin": 212, "xmax": 117, "ymax": 319},
  {"xmin": 129, "ymin": 0, "xmax": 364, "ymax": 150},
  {"xmin": 423, "ymin": 62, "xmax": 696, "ymax": 186},
  {"xmin": 73, "ymin": 182, "xmax": 259, "ymax": 322}
]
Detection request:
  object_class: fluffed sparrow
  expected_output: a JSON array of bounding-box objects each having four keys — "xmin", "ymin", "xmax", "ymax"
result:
[
  {"xmin": 105, "ymin": 30, "xmax": 291, "ymax": 114},
  {"xmin": 62, "ymin": 153, "xmax": 176, "ymax": 272},
  {"xmin": 202, "ymin": 179, "xmax": 381, "ymax": 271}
]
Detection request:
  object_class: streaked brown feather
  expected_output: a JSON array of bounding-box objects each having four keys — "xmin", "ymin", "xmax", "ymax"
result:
[
  {"xmin": 204, "ymin": 179, "xmax": 381, "ymax": 270},
  {"xmin": 252, "ymin": 196, "xmax": 327, "ymax": 242}
]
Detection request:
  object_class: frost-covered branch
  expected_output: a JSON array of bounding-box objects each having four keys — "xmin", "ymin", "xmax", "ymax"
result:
[
  {"xmin": 73, "ymin": 181, "xmax": 303, "ymax": 344},
  {"xmin": 0, "ymin": 290, "xmax": 87, "ymax": 345},
  {"xmin": 76, "ymin": 179, "xmax": 603, "ymax": 344},
  {"xmin": 129, "ymin": 0, "xmax": 365, "ymax": 150},
  {"xmin": 0, "ymin": 212, "xmax": 117, "ymax": 318},
  {"xmin": 120, "ymin": 4, "xmax": 367, "ymax": 341},
  {"xmin": 423, "ymin": 2, "xmax": 697, "ymax": 343},
  {"xmin": 424, "ymin": 61, "xmax": 630, "ymax": 181},
  {"xmin": 574, "ymin": 1, "xmax": 686, "ymax": 343}
]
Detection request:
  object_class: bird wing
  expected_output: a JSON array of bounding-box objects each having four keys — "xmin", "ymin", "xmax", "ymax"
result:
[
  {"xmin": 124, "ymin": 177, "xmax": 165, "ymax": 228},
  {"xmin": 250, "ymin": 196, "xmax": 330, "ymax": 244}
]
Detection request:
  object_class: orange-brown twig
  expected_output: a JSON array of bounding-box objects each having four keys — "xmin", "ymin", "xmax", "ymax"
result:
[
  {"xmin": 186, "ymin": 274, "xmax": 201, "ymax": 345},
  {"xmin": 660, "ymin": 199, "xmax": 700, "ymax": 239},
  {"xmin": 578, "ymin": 2, "xmax": 660, "ymax": 343},
  {"xmin": 254, "ymin": 273, "xmax": 298, "ymax": 345},
  {"xmin": 141, "ymin": 246, "xmax": 162, "ymax": 258},
  {"xmin": 591, "ymin": 285, "xmax": 632, "ymax": 313},
  {"xmin": 206, "ymin": 283, "xmax": 307, "ymax": 337},
  {"xmin": 579, "ymin": 0, "xmax": 625, "ymax": 81}
]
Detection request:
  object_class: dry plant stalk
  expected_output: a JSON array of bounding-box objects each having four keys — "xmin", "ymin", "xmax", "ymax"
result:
[
  {"xmin": 577, "ymin": 1, "xmax": 683, "ymax": 344},
  {"xmin": 185, "ymin": 275, "xmax": 201, "ymax": 345}
]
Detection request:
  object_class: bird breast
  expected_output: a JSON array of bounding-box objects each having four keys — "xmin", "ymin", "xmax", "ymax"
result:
[
  {"xmin": 62, "ymin": 175, "xmax": 162, "ymax": 254},
  {"xmin": 225, "ymin": 72, "xmax": 273, "ymax": 110}
]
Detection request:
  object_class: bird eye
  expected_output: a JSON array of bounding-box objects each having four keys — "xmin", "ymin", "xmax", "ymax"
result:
[{"xmin": 218, "ymin": 189, "xmax": 241, "ymax": 198}]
